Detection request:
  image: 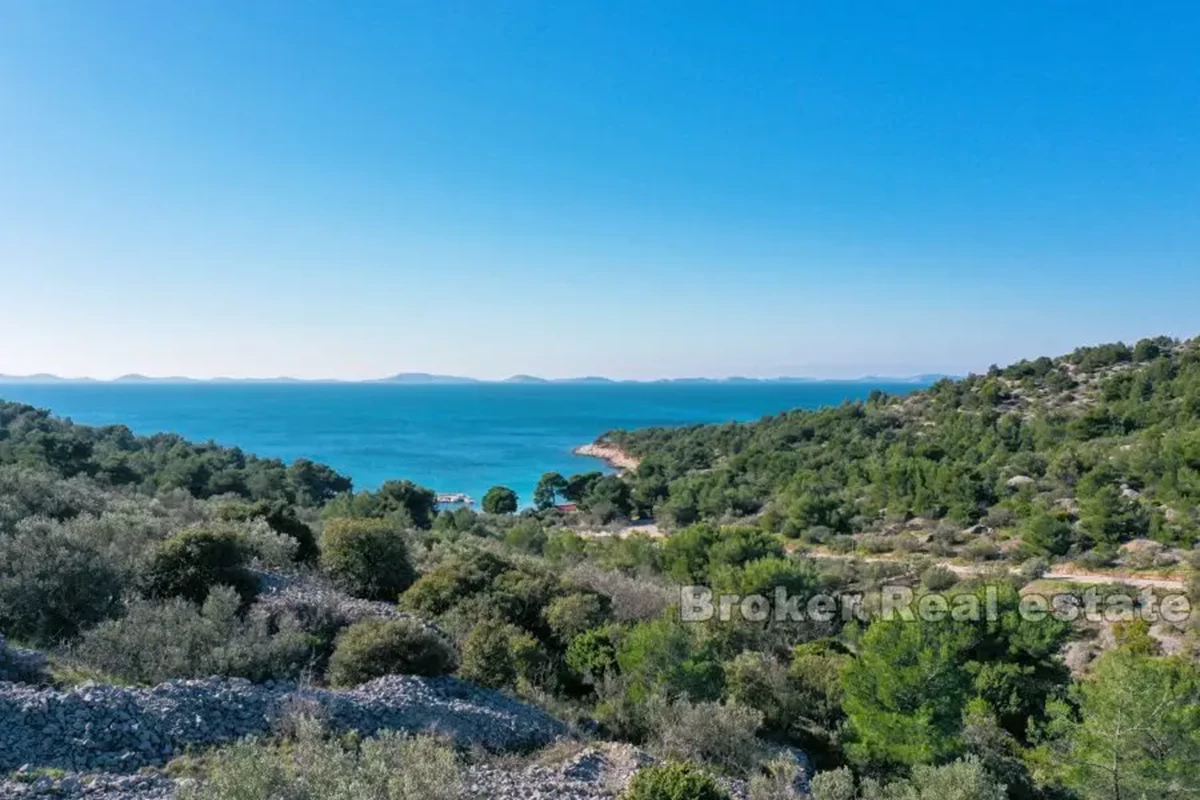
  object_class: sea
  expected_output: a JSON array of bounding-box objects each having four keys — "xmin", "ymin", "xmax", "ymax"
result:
[{"xmin": 0, "ymin": 381, "xmax": 926, "ymax": 507}]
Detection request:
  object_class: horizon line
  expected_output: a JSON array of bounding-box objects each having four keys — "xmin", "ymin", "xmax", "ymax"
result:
[{"xmin": 0, "ymin": 371, "xmax": 953, "ymax": 386}]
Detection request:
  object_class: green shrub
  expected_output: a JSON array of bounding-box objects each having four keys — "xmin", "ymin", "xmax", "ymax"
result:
[
  {"xmin": 322, "ymin": 480, "xmax": 436, "ymax": 528},
  {"xmin": 401, "ymin": 550, "xmax": 513, "ymax": 617},
  {"xmin": 1021, "ymin": 512, "xmax": 1074, "ymax": 557},
  {"xmin": 867, "ymin": 756, "xmax": 1007, "ymax": 799},
  {"xmin": 964, "ymin": 538, "xmax": 1000, "ymax": 562},
  {"xmin": 218, "ymin": 501, "xmax": 319, "ymax": 563},
  {"xmin": 504, "ymin": 519, "xmax": 548, "ymax": 554},
  {"xmin": 458, "ymin": 618, "xmax": 546, "ymax": 690},
  {"xmin": 1018, "ymin": 557, "xmax": 1049, "ymax": 582},
  {"xmin": 827, "ymin": 536, "xmax": 856, "ymax": 555},
  {"xmin": 565, "ymin": 626, "xmax": 619, "ymax": 684},
  {"xmin": 320, "ymin": 518, "xmax": 416, "ymax": 601},
  {"xmin": 788, "ymin": 641, "xmax": 849, "ymax": 737},
  {"xmin": 748, "ymin": 755, "xmax": 805, "ymax": 800},
  {"xmin": 809, "ymin": 767, "xmax": 857, "ymax": 800},
  {"xmin": 648, "ymin": 699, "xmax": 764, "ymax": 776},
  {"xmin": 77, "ymin": 587, "xmax": 315, "ymax": 684},
  {"xmin": 177, "ymin": 717, "xmax": 461, "ymax": 800},
  {"xmin": 326, "ymin": 618, "xmax": 457, "ymax": 687},
  {"xmin": 920, "ymin": 565, "xmax": 959, "ymax": 591},
  {"xmin": 859, "ymin": 535, "xmax": 894, "ymax": 555},
  {"xmin": 615, "ymin": 617, "xmax": 724, "ymax": 703},
  {"xmin": 543, "ymin": 592, "xmax": 611, "ymax": 644},
  {"xmin": 624, "ymin": 762, "xmax": 729, "ymax": 800},
  {"xmin": 0, "ymin": 526, "xmax": 123, "ymax": 643},
  {"xmin": 141, "ymin": 528, "xmax": 258, "ymax": 605},
  {"xmin": 723, "ymin": 652, "xmax": 797, "ymax": 736}
]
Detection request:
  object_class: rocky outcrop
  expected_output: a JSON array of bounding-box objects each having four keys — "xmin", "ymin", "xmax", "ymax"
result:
[{"xmin": 573, "ymin": 442, "xmax": 640, "ymax": 472}]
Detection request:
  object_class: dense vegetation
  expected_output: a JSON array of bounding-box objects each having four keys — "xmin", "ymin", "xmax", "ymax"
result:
[
  {"xmin": 2, "ymin": 337, "xmax": 1198, "ymax": 799},
  {"xmin": 611, "ymin": 335, "xmax": 1200, "ymax": 554}
]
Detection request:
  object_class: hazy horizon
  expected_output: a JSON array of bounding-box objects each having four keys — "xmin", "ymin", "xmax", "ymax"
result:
[
  {"xmin": 2, "ymin": 3, "xmax": 1197, "ymax": 380},
  {"xmin": 0, "ymin": 368, "xmax": 953, "ymax": 384}
]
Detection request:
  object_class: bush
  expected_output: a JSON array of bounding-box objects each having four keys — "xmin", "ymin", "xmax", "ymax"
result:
[
  {"xmin": 543, "ymin": 592, "xmax": 611, "ymax": 644},
  {"xmin": 964, "ymin": 538, "xmax": 1000, "ymax": 562},
  {"xmin": 859, "ymin": 535, "xmax": 894, "ymax": 555},
  {"xmin": 865, "ymin": 756, "xmax": 1007, "ymax": 799},
  {"xmin": 809, "ymin": 767, "xmax": 857, "ymax": 800},
  {"xmin": 920, "ymin": 565, "xmax": 959, "ymax": 591},
  {"xmin": 401, "ymin": 550, "xmax": 513, "ymax": 617},
  {"xmin": 1021, "ymin": 513, "xmax": 1074, "ymax": 557},
  {"xmin": 326, "ymin": 618, "xmax": 457, "ymax": 687},
  {"xmin": 239, "ymin": 518, "xmax": 301, "ymax": 569},
  {"xmin": 77, "ymin": 587, "xmax": 315, "ymax": 684},
  {"xmin": 1018, "ymin": 557, "xmax": 1049, "ymax": 582},
  {"xmin": 565, "ymin": 564, "xmax": 675, "ymax": 622},
  {"xmin": 748, "ymin": 755, "xmax": 805, "ymax": 800},
  {"xmin": 625, "ymin": 762, "xmax": 729, "ymax": 800},
  {"xmin": 321, "ymin": 480, "xmax": 436, "ymax": 529},
  {"xmin": 1075, "ymin": 548, "xmax": 1116, "ymax": 570},
  {"xmin": 141, "ymin": 528, "xmax": 258, "ymax": 605},
  {"xmin": 787, "ymin": 641, "xmax": 851, "ymax": 765},
  {"xmin": 827, "ymin": 535, "xmax": 856, "ymax": 555},
  {"xmin": 504, "ymin": 519, "xmax": 548, "ymax": 554},
  {"xmin": 218, "ymin": 501, "xmax": 319, "ymax": 563},
  {"xmin": 615, "ymin": 617, "xmax": 724, "ymax": 704},
  {"xmin": 177, "ymin": 717, "xmax": 461, "ymax": 800},
  {"xmin": 648, "ymin": 699, "xmax": 764, "ymax": 776},
  {"xmin": 0, "ymin": 526, "xmax": 123, "ymax": 643},
  {"xmin": 723, "ymin": 652, "xmax": 796, "ymax": 736},
  {"xmin": 458, "ymin": 618, "xmax": 547, "ymax": 690},
  {"xmin": 565, "ymin": 626, "xmax": 619, "ymax": 684},
  {"xmin": 320, "ymin": 518, "xmax": 417, "ymax": 601}
]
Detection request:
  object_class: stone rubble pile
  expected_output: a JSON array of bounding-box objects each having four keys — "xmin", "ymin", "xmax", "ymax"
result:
[
  {"xmin": 0, "ymin": 745, "xmax": 758, "ymax": 800},
  {"xmin": 0, "ymin": 635, "xmax": 46, "ymax": 684},
  {"xmin": 0, "ymin": 674, "xmax": 564, "ymax": 775},
  {"xmin": 0, "ymin": 772, "xmax": 175, "ymax": 800},
  {"xmin": 252, "ymin": 576, "xmax": 450, "ymax": 636},
  {"xmin": 463, "ymin": 744, "xmax": 659, "ymax": 799}
]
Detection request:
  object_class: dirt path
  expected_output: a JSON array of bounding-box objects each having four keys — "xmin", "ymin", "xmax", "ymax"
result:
[{"xmin": 801, "ymin": 550, "xmax": 1187, "ymax": 591}]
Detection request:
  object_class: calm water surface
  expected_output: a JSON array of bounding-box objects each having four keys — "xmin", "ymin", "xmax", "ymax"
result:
[{"xmin": 0, "ymin": 382, "xmax": 924, "ymax": 505}]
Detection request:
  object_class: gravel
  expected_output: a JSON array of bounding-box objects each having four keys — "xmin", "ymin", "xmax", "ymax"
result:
[
  {"xmin": 0, "ymin": 772, "xmax": 176, "ymax": 799},
  {"xmin": 0, "ymin": 744, "xmax": 763, "ymax": 800},
  {"xmin": 0, "ymin": 674, "xmax": 564, "ymax": 775},
  {"xmin": 463, "ymin": 744, "xmax": 656, "ymax": 799}
]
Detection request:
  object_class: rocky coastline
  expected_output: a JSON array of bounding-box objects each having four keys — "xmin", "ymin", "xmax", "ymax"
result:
[{"xmin": 572, "ymin": 441, "xmax": 640, "ymax": 472}]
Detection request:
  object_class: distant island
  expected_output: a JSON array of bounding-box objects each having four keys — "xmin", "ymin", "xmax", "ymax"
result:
[{"xmin": 0, "ymin": 371, "xmax": 952, "ymax": 385}]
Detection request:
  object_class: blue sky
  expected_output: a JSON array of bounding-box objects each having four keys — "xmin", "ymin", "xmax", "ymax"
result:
[{"xmin": 1, "ymin": 1, "xmax": 1197, "ymax": 380}]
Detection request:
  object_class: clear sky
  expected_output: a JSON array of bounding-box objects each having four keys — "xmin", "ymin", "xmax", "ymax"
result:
[{"xmin": 1, "ymin": 2, "xmax": 1197, "ymax": 380}]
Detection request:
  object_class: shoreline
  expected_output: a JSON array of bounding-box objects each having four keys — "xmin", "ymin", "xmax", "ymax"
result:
[{"xmin": 573, "ymin": 441, "xmax": 641, "ymax": 472}]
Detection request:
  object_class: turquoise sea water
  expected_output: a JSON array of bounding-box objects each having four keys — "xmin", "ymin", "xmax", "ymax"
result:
[{"xmin": 0, "ymin": 382, "xmax": 924, "ymax": 506}]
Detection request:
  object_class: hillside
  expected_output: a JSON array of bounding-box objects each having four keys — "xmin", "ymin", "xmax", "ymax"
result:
[
  {"xmin": 1, "ymin": 337, "xmax": 1198, "ymax": 799},
  {"xmin": 609, "ymin": 336, "xmax": 1200, "ymax": 559}
]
